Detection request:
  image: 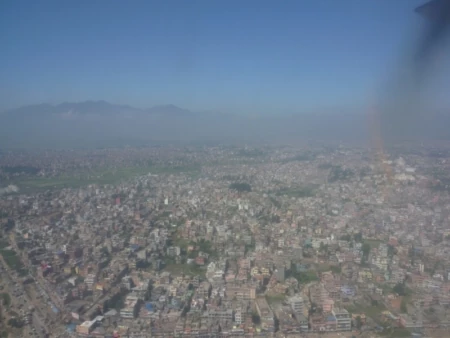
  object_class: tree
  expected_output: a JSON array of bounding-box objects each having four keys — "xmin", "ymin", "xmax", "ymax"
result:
[
  {"xmin": 362, "ymin": 243, "xmax": 371, "ymax": 260},
  {"xmin": 8, "ymin": 318, "xmax": 24, "ymax": 328},
  {"xmin": 330, "ymin": 265, "xmax": 341, "ymax": 274},
  {"xmin": 0, "ymin": 293, "xmax": 11, "ymax": 308},
  {"xmin": 401, "ymin": 299, "xmax": 407, "ymax": 313},
  {"xmin": 319, "ymin": 242, "xmax": 326, "ymax": 252},
  {"xmin": 229, "ymin": 182, "xmax": 251, "ymax": 192},
  {"xmin": 72, "ymin": 232, "xmax": 80, "ymax": 242},
  {"xmin": 251, "ymin": 312, "xmax": 261, "ymax": 324},
  {"xmin": 353, "ymin": 231, "xmax": 363, "ymax": 242},
  {"xmin": 100, "ymin": 246, "xmax": 110, "ymax": 257},
  {"xmin": 319, "ymin": 242, "xmax": 329, "ymax": 253},
  {"xmin": 393, "ymin": 283, "xmax": 409, "ymax": 296},
  {"xmin": 387, "ymin": 244, "xmax": 397, "ymax": 257},
  {"xmin": 144, "ymin": 280, "xmax": 153, "ymax": 301},
  {"xmin": 271, "ymin": 214, "xmax": 281, "ymax": 223},
  {"xmin": 340, "ymin": 234, "xmax": 352, "ymax": 242}
]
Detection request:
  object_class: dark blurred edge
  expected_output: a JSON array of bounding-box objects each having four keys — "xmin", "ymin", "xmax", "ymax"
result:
[{"xmin": 415, "ymin": 0, "xmax": 450, "ymax": 20}]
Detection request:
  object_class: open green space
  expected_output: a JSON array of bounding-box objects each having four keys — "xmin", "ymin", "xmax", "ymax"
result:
[
  {"xmin": 265, "ymin": 294, "xmax": 286, "ymax": 304},
  {"xmin": 163, "ymin": 263, "xmax": 205, "ymax": 277},
  {"xmin": 0, "ymin": 241, "xmax": 8, "ymax": 250},
  {"xmin": 364, "ymin": 239, "xmax": 383, "ymax": 249},
  {"xmin": 0, "ymin": 293, "xmax": 11, "ymax": 307},
  {"xmin": 0, "ymin": 249, "xmax": 27, "ymax": 276},
  {"xmin": 274, "ymin": 185, "xmax": 319, "ymax": 198},
  {"xmin": 345, "ymin": 302, "xmax": 386, "ymax": 321},
  {"xmin": 285, "ymin": 269, "xmax": 318, "ymax": 284},
  {"xmin": 317, "ymin": 263, "xmax": 341, "ymax": 274},
  {"xmin": 380, "ymin": 327, "xmax": 412, "ymax": 337},
  {"xmin": 11, "ymin": 165, "xmax": 201, "ymax": 193}
]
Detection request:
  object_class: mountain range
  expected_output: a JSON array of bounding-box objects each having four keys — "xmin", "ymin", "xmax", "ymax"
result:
[
  {"xmin": 0, "ymin": 101, "xmax": 449, "ymax": 148},
  {"xmin": 1, "ymin": 101, "xmax": 197, "ymax": 118}
]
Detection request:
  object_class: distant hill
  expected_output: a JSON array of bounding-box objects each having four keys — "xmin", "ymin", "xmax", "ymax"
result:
[
  {"xmin": 0, "ymin": 101, "xmax": 193, "ymax": 118},
  {"xmin": 0, "ymin": 101, "xmax": 449, "ymax": 148},
  {"xmin": 146, "ymin": 104, "xmax": 195, "ymax": 117}
]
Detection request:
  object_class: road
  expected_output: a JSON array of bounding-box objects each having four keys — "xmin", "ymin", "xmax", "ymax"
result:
[
  {"xmin": 0, "ymin": 254, "xmax": 44, "ymax": 337},
  {"xmin": 3, "ymin": 234, "xmax": 67, "ymax": 337},
  {"xmin": 9, "ymin": 233, "xmax": 64, "ymax": 310}
]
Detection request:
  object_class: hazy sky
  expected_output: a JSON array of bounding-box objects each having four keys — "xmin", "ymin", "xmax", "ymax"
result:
[{"xmin": 0, "ymin": 0, "xmax": 448, "ymax": 114}]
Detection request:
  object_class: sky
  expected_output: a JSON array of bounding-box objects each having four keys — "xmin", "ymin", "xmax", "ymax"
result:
[{"xmin": 0, "ymin": 0, "xmax": 448, "ymax": 115}]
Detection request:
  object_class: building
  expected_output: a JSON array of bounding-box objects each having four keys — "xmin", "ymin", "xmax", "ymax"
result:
[
  {"xmin": 207, "ymin": 308, "xmax": 233, "ymax": 321},
  {"xmin": 120, "ymin": 293, "xmax": 140, "ymax": 319},
  {"xmin": 234, "ymin": 307, "xmax": 244, "ymax": 325},
  {"xmin": 275, "ymin": 307, "xmax": 300, "ymax": 333},
  {"xmin": 310, "ymin": 313, "xmax": 337, "ymax": 332},
  {"xmin": 76, "ymin": 320, "xmax": 95, "ymax": 336},
  {"xmin": 196, "ymin": 281, "xmax": 211, "ymax": 298},
  {"xmin": 332, "ymin": 308, "xmax": 351, "ymax": 331},
  {"xmin": 399, "ymin": 314, "xmax": 423, "ymax": 329},
  {"xmin": 296, "ymin": 313, "xmax": 309, "ymax": 332},
  {"xmin": 84, "ymin": 274, "xmax": 96, "ymax": 291},
  {"xmin": 310, "ymin": 283, "xmax": 328, "ymax": 307},
  {"xmin": 274, "ymin": 267, "xmax": 285, "ymax": 283},
  {"xmin": 289, "ymin": 296, "xmax": 304, "ymax": 314},
  {"xmin": 122, "ymin": 275, "xmax": 133, "ymax": 290},
  {"xmin": 255, "ymin": 297, "xmax": 275, "ymax": 332},
  {"xmin": 226, "ymin": 286, "xmax": 256, "ymax": 300},
  {"xmin": 167, "ymin": 246, "xmax": 181, "ymax": 257}
]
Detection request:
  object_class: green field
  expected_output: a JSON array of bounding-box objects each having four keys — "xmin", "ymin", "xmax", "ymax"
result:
[
  {"xmin": 274, "ymin": 185, "xmax": 318, "ymax": 198},
  {"xmin": 0, "ymin": 292, "xmax": 11, "ymax": 307},
  {"xmin": 380, "ymin": 327, "xmax": 412, "ymax": 337},
  {"xmin": 0, "ymin": 240, "xmax": 9, "ymax": 250},
  {"xmin": 163, "ymin": 263, "xmax": 205, "ymax": 277},
  {"xmin": 265, "ymin": 294, "xmax": 286, "ymax": 304},
  {"xmin": 12, "ymin": 165, "xmax": 201, "ymax": 193},
  {"xmin": 364, "ymin": 239, "xmax": 383, "ymax": 249},
  {"xmin": 0, "ymin": 249, "xmax": 27, "ymax": 276},
  {"xmin": 345, "ymin": 302, "xmax": 386, "ymax": 321}
]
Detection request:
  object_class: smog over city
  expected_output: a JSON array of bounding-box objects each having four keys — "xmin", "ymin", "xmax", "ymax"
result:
[{"xmin": 1, "ymin": 1, "xmax": 450, "ymax": 338}]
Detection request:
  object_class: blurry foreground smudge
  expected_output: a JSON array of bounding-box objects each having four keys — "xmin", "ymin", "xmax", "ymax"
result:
[
  {"xmin": 372, "ymin": 0, "xmax": 450, "ymax": 198},
  {"xmin": 414, "ymin": 0, "xmax": 450, "ymax": 85},
  {"xmin": 376, "ymin": 0, "xmax": 450, "ymax": 143}
]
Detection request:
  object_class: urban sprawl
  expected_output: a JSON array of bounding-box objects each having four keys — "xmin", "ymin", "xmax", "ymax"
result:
[{"xmin": 1, "ymin": 144, "xmax": 450, "ymax": 338}]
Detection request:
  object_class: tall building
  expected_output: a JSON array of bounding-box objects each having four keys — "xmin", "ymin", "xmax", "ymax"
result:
[
  {"xmin": 289, "ymin": 295, "xmax": 304, "ymax": 315},
  {"xmin": 332, "ymin": 308, "xmax": 351, "ymax": 331},
  {"xmin": 274, "ymin": 267, "xmax": 285, "ymax": 283}
]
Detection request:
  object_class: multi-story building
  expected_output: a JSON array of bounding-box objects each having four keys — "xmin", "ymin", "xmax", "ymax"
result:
[
  {"xmin": 76, "ymin": 320, "xmax": 95, "ymax": 336},
  {"xmin": 122, "ymin": 275, "xmax": 133, "ymax": 290},
  {"xmin": 310, "ymin": 313, "xmax": 337, "ymax": 332},
  {"xmin": 234, "ymin": 307, "xmax": 244, "ymax": 325},
  {"xmin": 289, "ymin": 296, "xmax": 304, "ymax": 314},
  {"xmin": 167, "ymin": 246, "xmax": 181, "ymax": 257},
  {"xmin": 207, "ymin": 308, "xmax": 233, "ymax": 321},
  {"xmin": 296, "ymin": 313, "xmax": 309, "ymax": 332},
  {"xmin": 120, "ymin": 293, "xmax": 140, "ymax": 319},
  {"xmin": 85, "ymin": 274, "xmax": 96, "ymax": 291},
  {"xmin": 255, "ymin": 297, "xmax": 275, "ymax": 332},
  {"xmin": 309, "ymin": 283, "xmax": 328, "ymax": 307},
  {"xmin": 226, "ymin": 286, "xmax": 256, "ymax": 300},
  {"xmin": 196, "ymin": 281, "xmax": 211, "ymax": 299},
  {"xmin": 399, "ymin": 314, "xmax": 423, "ymax": 330},
  {"xmin": 332, "ymin": 308, "xmax": 351, "ymax": 331},
  {"xmin": 275, "ymin": 307, "xmax": 300, "ymax": 334}
]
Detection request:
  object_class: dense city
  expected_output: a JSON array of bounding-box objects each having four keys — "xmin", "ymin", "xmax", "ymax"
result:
[{"xmin": 1, "ymin": 144, "xmax": 450, "ymax": 338}]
